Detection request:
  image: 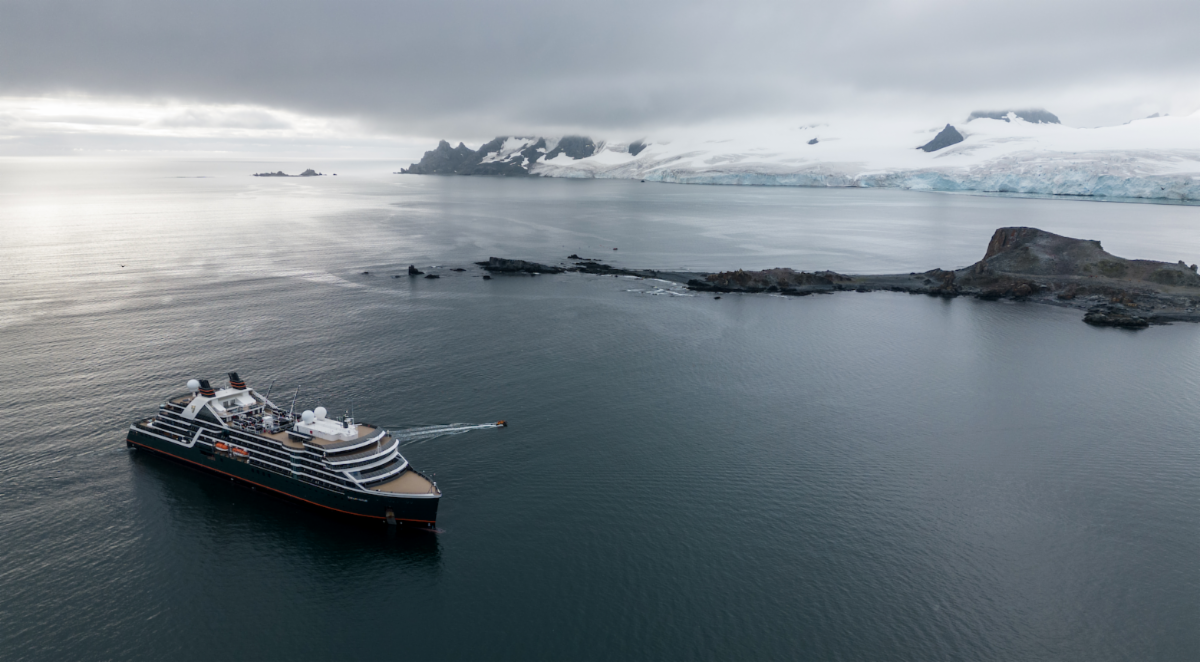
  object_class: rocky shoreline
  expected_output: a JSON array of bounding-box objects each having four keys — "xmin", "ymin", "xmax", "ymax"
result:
[{"xmin": 478, "ymin": 228, "xmax": 1200, "ymax": 328}]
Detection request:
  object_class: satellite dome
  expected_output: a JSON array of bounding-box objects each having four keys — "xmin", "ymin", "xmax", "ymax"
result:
[
  {"xmin": 187, "ymin": 379, "xmax": 201, "ymax": 392},
  {"xmin": 315, "ymin": 406, "xmax": 327, "ymax": 420},
  {"xmin": 301, "ymin": 410, "xmax": 315, "ymax": 424}
]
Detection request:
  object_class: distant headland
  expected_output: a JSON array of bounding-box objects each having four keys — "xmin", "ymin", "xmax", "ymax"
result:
[{"xmin": 476, "ymin": 227, "xmax": 1200, "ymax": 328}]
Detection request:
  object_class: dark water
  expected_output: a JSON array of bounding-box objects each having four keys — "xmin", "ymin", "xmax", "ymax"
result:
[{"xmin": 2, "ymin": 161, "xmax": 1198, "ymax": 660}]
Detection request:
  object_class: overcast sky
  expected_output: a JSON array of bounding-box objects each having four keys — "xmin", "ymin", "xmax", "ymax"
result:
[{"xmin": 1, "ymin": 0, "xmax": 1197, "ymax": 156}]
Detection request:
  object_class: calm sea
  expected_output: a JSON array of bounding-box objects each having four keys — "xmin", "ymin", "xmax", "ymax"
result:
[{"xmin": 1, "ymin": 159, "xmax": 1198, "ymax": 661}]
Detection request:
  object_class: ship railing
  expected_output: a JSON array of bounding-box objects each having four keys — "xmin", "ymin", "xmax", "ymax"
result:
[
  {"xmin": 355, "ymin": 459, "xmax": 407, "ymax": 483},
  {"xmin": 318, "ymin": 429, "xmax": 388, "ymax": 455},
  {"xmin": 325, "ymin": 436, "xmax": 399, "ymax": 467}
]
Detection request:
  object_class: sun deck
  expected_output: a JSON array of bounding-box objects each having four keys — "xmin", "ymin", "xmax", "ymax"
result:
[
  {"xmin": 371, "ymin": 469, "xmax": 439, "ymax": 495},
  {"xmin": 259, "ymin": 424, "xmax": 380, "ymax": 450},
  {"xmin": 310, "ymin": 424, "xmax": 378, "ymax": 447}
]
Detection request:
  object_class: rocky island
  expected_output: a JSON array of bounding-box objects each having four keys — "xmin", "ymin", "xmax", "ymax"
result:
[
  {"xmin": 482, "ymin": 228, "xmax": 1200, "ymax": 328},
  {"xmin": 253, "ymin": 169, "xmax": 324, "ymax": 177}
]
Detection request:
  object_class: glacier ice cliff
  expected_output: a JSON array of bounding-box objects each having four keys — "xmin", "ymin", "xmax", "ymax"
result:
[{"xmin": 400, "ymin": 113, "xmax": 1200, "ymax": 202}]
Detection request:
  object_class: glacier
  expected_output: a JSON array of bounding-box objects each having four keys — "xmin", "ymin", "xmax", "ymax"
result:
[{"xmin": 403, "ymin": 112, "xmax": 1200, "ymax": 202}]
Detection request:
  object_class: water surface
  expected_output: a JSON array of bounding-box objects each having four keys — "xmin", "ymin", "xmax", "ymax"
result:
[{"xmin": 1, "ymin": 160, "xmax": 1197, "ymax": 661}]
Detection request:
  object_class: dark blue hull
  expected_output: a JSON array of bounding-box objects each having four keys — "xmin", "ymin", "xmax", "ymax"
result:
[{"xmin": 126, "ymin": 426, "xmax": 440, "ymax": 525}]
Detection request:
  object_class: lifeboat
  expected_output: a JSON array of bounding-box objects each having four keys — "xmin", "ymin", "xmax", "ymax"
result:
[
  {"xmin": 214, "ymin": 441, "xmax": 230, "ymax": 452},
  {"xmin": 231, "ymin": 447, "xmax": 249, "ymax": 458}
]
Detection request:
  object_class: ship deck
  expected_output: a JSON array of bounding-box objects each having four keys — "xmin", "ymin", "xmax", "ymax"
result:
[
  {"xmin": 372, "ymin": 470, "xmax": 439, "ymax": 495},
  {"xmin": 260, "ymin": 424, "xmax": 380, "ymax": 450}
]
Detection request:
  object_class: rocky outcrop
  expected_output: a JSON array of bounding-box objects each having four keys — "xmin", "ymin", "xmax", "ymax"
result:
[
  {"xmin": 400, "ymin": 136, "xmax": 596, "ymax": 177},
  {"xmin": 967, "ymin": 109, "xmax": 1060, "ymax": 124},
  {"xmin": 692, "ymin": 227, "xmax": 1200, "ymax": 327},
  {"xmin": 253, "ymin": 169, "xmax": 323, "ymax": 177},
  {"xmin": 919, "ymin": 124, "xmax": 964, "ymax": 152},
  {"xmin": 479, "ymin": 228, "xmax": 1200, "ymax": 327},
  {"xmin": 477, "ymin": 257, "xmax": 565, "ymax": 274},
  {"xmin": 1083, "ymin": 304, "xmax": 1150, "ymax": 328},
  {"xmin": 689, "ymin": 268, "xmax": 853, "ymax": 294}
]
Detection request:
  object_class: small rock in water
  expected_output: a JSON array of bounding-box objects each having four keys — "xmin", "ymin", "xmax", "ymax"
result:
[
  {"xmin": 408, "ymin": 265, "xmax": 424, "ymax": 276},
  {"xmin": 613, "ymin": 247, "xmax": 618, "ymax": 251},
  {"xmin": 482, "ymin": 275, "xmax": 492, "ymax": 280},
  {"xmin": 424, "ymin": 274, "xmax": 440, "ymax": 279},
  {"xmin": 451, "ymin": 268, "xmax": 466, "ymax": 272},
  {"xmin": 714, "ymin": 296, "xmax": 721, "ymax": 299},
  {"xmin": 361, "ymin": 271, "xmax": 370, "ymax": 275}
]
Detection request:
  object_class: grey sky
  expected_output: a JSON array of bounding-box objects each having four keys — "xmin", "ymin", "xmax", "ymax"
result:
[{"xmin": 1, "ymin": 0, "xmax": 1197, "ymax": 147}]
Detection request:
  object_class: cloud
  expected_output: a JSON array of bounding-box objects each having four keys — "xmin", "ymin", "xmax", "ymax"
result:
[
  {"xmin": 0, "ymin": 0, "xmax": 1196, "ymax": 141},
  {"xmin": 154, "ymin": 108, "xmax": 292, "ymax": 130}
]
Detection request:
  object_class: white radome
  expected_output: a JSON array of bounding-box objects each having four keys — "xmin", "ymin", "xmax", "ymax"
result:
[
  {"xmin": 187, "ymin": 379, "xmax": 200, "ymax": 392},
  {"xmin": 301, "ymin": 410, "xmax": 316, "ymax": 423},
  {"xmin": 315, "ymin": 406, "xmax": 327, "ymax": 420}
]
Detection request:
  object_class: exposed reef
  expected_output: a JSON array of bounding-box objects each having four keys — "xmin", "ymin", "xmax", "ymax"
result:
[{"xmin": 484, "ymin": 228, "xmax": 1200, "ymax": 328}]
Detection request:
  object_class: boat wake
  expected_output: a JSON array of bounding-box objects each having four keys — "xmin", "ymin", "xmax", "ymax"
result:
[{"xmin": 385, "ymin": 422, "xmax": 505, "ymax": 446}]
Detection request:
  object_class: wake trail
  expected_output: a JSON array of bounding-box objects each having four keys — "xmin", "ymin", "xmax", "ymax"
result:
[{"xmin": 382, "ymin": 422, "xmax": 504, "ymax": 446}]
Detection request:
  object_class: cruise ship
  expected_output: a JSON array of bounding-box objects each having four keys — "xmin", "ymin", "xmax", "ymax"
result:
[{"xmin": 125, "ymin": 373, "xmax": 440, "ymax": 525}]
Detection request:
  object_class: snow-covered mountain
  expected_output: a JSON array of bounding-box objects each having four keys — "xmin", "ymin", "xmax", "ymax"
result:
[{"xmin": 401, "ymin": 112, "xmax": 1200, "ymax": 201}]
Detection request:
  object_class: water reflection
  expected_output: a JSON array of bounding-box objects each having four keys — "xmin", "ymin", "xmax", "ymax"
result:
[{"xmin": 128, "ymin": 449, "xmax": 442, "ymax": 569}]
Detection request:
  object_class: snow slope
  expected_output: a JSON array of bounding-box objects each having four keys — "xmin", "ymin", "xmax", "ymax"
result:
[{"xmin": 520, "ymin": 113, "xmax": 1200, "ymax": 201}]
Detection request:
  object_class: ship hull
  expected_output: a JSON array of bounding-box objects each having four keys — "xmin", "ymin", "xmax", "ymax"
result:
[{"xmin": 126, "ymin": 427, "xmax": 440, "ymax": 525}]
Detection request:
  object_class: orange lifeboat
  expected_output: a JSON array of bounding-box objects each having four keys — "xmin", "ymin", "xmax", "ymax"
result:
[
  {"xmin": 231, "ymin": 447, "xmax": 249, "ymax": 458},
  {"xmin": 214, "ymin": 441, "xmax": 230, "ymax": 452}
]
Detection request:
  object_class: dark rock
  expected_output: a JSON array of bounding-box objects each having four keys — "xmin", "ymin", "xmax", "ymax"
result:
[
  {"xmin": 477, "ymin": 257, "xmax": 565, "ymax": 274},
  {"xmin": 408, "ymin": 265, "xmax": 424, "ymax": 276},
  {"xmin": 1057, "ymin": 284, "xmax": 1079, "ymax": 300},
  {"xmin": 253, "ymin": 171, "xmax": 290, "ymax": 177},
  {"xmin": 919, "ymin": 124, "xmax": 964, "ymax": 152},
  {"xmin": 714, "ymin": 296, "xmax": 721, "ymax": 299},
  {"xmin": 693, "ymin": 268, "xmax": 851, "ymax": 294},
  {"xmin": 1083, "ymin": 304, "xmax": 1150, "ymax": 328},
  {"xmin": 298, "ymin": 169, "xmax": 322, "ymax": 177},
  {"xmin": 400, "ymin": 140, "xmax": 481, "ymax": 175},
  {"xmin": 361, "ymin": 271, "xmax": 370, "ymax": 275},
  {"xmin": 392, "ymin": 275, "xmax": 402, "ymax": 279},
  {"xmin": 544, "ymin": 136, "xmax": 596, "ymax": 161},
  {"xmin": 424, "ymin": 274, "xmax": 440, "ymax": 279},
  {"xmin": 628, "ymin": 140, "xmax": 648, "ymax": 156},
  {"xmin": 482, "ymin": 275, "xmax": 492, "ymax": 280},
  {"xmin": 807, "ymin": 138, "xmax": 819, "ymax": 145},
  {"xmin": 450, "ymin": 268, "xmax": 466, "ymax": 272},
  {"xmin": 568, "ymin": 254, "xmax": 582, "ymax": 260},
  {"xmin": 967, "ymin": 109, "xmax": 1061, "ymax": 124}
]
